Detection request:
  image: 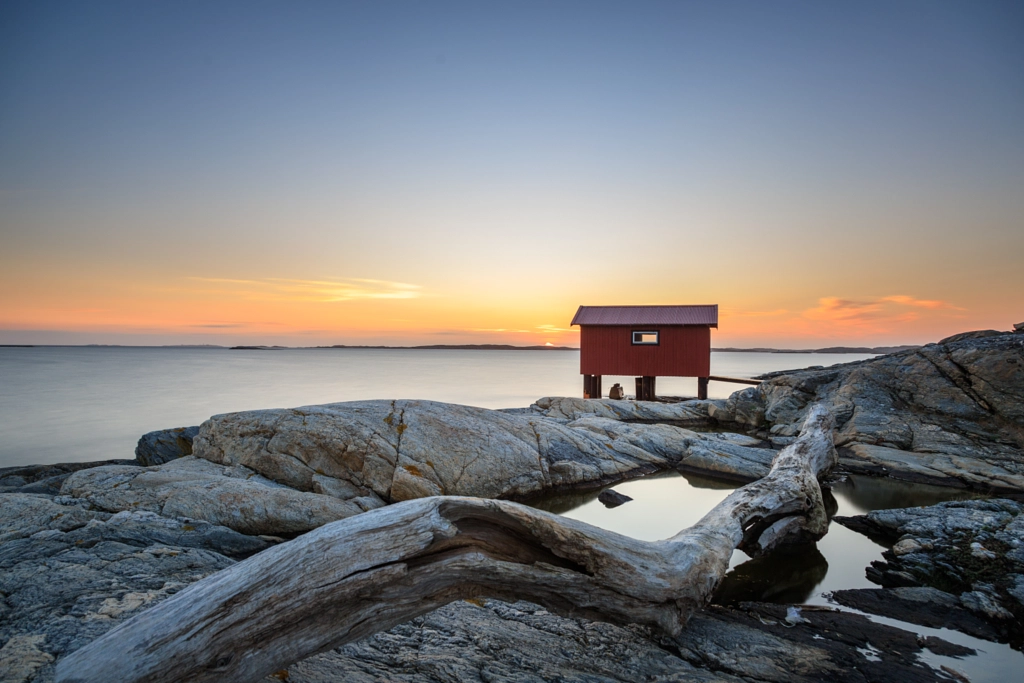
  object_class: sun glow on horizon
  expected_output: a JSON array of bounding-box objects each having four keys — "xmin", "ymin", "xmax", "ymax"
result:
[{"xmin": 0, "ymin": 275, "xmax": 997, "ymax": 347}]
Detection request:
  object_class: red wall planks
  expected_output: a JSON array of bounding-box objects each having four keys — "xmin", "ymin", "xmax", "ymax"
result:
[{"xmin": 579, "ymin": 325, "xmax": 711, "ymax": 377}]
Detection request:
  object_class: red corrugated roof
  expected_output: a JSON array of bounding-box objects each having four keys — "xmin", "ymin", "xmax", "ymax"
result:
[{"xmin": 571, "ymin": 305, "xmax": 718, "ymax": 327}]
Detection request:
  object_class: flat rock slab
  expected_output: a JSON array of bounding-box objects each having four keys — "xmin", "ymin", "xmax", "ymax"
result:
[
  {"xmin": 528, "ymin": 396, "xmax": 717, "ymax": 423},
  {"xmin": 59, "ymin": 456, "xmax": 367, "ymax": 536},
  {"xmin": 830, "ymin": 587, "xmax": 1002, "ymax": 643},
  {"xmin": 282, "ymin": 599, "xmax": 970, "ymax": 683},
  {"xmin": 191, "ymin": 398, "xmax": 776, "ymax": 505},
  {"xmin": 0, "ymin": 460, "xmax": 137, "ymax": 496},
  {"xmin": 839, "ymin": 443, "xmax": 1024, "ymax": 491},
  {"xmin": 285, "ymin": 600, "xmax": 742, "ymax": 683}
]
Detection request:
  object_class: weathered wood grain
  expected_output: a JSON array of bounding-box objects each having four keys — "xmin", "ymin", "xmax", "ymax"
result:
[{"xmin": 56, "ymin": 405, "xmax": 836, "ymax": 683}]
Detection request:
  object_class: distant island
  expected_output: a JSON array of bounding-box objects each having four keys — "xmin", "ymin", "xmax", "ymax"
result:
[
  {"xmin": 230, "ymin": 344, "xmax": 579, "ymax": 351},
  {"xmin": 713, "ymin": 345, "xmax": 918, "ymax": 354}
]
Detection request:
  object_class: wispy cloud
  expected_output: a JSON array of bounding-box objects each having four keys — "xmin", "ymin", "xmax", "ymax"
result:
[
  {"xmin": 803, "ymin": 295, "xmax": 962, "ymax": 323},
  {"xmin": 880, "ymin": 295, "xmax": 964, "ymax": 310},
  {"xmin": 467, "ymin": 325, "xmax": 574, "ymax": 335},
  {"xmin": 803, "ymin": 297, "xmax": 885, "ymax": 322},
  {"xmin": 187, "ymin": 277, "xmax": 422, "ymax": 302},
  {"xmin": 798, "ymin": 294, "xmax": 963, "ymax": 336}
]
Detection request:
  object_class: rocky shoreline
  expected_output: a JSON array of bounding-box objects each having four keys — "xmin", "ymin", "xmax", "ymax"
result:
[
  {"xmin": 715, "ymin": 330, "xmax": 1024, "ymax": 494},
  {"xmin": 1, "ymin": 329, "xmax": 1022, "ymax": 682},
  {"xmin": 834, "ymin": 498, "xmax": 1024, "ymax": 648}
]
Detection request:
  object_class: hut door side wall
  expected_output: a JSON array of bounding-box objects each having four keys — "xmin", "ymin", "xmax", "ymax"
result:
[{"xmin": 580, "ymin": 325, "xmax": 710, "ymax": 377}]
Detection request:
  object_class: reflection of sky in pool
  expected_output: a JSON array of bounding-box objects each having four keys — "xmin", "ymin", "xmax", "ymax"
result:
[{"xmin": 527, "ymin": 470, "xmax": 1020, "ymax": 682}]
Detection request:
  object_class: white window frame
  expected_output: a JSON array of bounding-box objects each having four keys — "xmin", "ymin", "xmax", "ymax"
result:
[{"xmin": 632, "ymin": 330, "xmax": 659, "ymax": 345}]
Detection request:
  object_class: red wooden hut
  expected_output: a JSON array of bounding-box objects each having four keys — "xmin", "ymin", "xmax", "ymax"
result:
[{"xmin": 571, "ymin": 304, "xmax": 718, "ymax": 401}]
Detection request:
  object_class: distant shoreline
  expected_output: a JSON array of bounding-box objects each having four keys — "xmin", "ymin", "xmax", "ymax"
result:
[
  {"xmin": 714, "ymin": 345, "xmax": 917, "ymax": 354},
  {"xmin": 1, "ymin": 343, "xmax": 915, "ymax": 353},
  {"xmin": 231, "ymin": 344, "xmax": 578, "ymax": 351}
]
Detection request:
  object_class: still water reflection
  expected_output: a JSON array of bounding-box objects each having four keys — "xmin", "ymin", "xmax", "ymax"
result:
[
  {"xmin": 527, "ymin": 469, "xmax": 1020, "ymax": 681},
  {"xmin": 529, "ymin": 470, "xmax": 979, "ymax": 604}
]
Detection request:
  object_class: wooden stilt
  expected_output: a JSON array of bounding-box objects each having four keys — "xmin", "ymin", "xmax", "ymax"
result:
[
  {"xmin": 698, "ymin": 377, "xmax": 709, "ymax": 400},
  {"xmin": 634, "ymin": 377, "xmax": 656, "ymax": 401}
]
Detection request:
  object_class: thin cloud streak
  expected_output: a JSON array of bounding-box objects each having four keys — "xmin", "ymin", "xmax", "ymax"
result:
[
  {"xmin": 803, "ymin": 295, "xmax": 963, "ymax": 323},
  {"xmin": 187, "ymin": 277, "xmax": 422, "ymax": 303},
  {"xmin": 881, "ymin": 295, "xmax": 964, "ymax": 310},
  {"xmin": 779, "ymin": 294, "xmax": 967, "ymax": 338}
]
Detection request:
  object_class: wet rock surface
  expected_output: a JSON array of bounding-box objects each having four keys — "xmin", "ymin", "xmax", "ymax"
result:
[
  {"xmin": 710, "ymin": 332, "xmax": 1024, "ymax": 492},
  {"xmin": 834, "ymin": 498, "xmax": 1024, "ymax": 646},
  {"xmin": 830, "ymin": 587, "xmax": 1002, "ymax": 643},
  {"xmin": 597, "ymin": 488, "xmax": 632, "ymax": 508}
]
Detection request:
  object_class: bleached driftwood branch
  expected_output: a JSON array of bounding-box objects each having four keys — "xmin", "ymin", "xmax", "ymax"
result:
[{"xmin": 56, "ymin": 405, "xmax": 836, "ymax": 683}]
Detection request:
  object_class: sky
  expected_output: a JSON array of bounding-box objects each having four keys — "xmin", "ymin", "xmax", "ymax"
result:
[{"xmin": 1, "ymin": 0, "xmax": 1022, "ymax": 348}]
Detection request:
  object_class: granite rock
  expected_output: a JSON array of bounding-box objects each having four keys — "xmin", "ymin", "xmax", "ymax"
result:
[
  {"xmin": 191, "ymin": 399, "xmax": 776, "ymax": 504},
  {"xmin": 597, "ymin": 488, "xmax": 632, "ymax": 508},
  {"xmin": 718, "ymin": 332, "xmax": 1024, "ymax": 491},
  {"xmin": 527, "ymin": 396, "xmax": 715, "ymax": 423},
  {"xmin": 0, "ymin": 491, "xmax": 254, "ymax": 683},
  {"xmin": 282, "ymin": 599, "xmax": 967, "ymax": 683},
  {"xmin": 829, "ymin": 586, "xmax": 1002, "ymax": 642},
  {"xmin": 60, "ymin": 456, "xmax": 366, "ymax": 536},
  {"xmin": 0, "ymin": 460, "xmax": 137, "ymax": 496},
  {"xmin": 135, "ymin": 426, "xmax": 199, "ymax": 466},
  {"xmin": 0, "ymin": 494, "xmax": 108, "ymax": 544},
  {"xmin": 834, "ymin": 498, "xmax": 1024, "ymax": 643}
]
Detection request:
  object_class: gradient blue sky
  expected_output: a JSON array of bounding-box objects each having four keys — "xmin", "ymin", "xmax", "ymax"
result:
[{"xmin": 2, "ymin": 1, "xmax": 1022, "ymax": 346}]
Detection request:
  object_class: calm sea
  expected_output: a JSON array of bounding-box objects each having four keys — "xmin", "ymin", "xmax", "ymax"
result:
[{"xmin": 0, "ymin": 346, "xmax": 873, "ymax": 469}]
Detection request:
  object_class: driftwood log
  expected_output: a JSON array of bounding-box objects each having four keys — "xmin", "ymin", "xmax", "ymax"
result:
[{"xmin": 57, "ymin": 404, "xmax": 837, "ymax": 683}]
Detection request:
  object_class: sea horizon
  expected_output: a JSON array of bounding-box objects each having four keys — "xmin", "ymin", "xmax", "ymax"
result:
[{"xmin": 0, "ymin": 342, "xmax": 916, "ymax": 353}]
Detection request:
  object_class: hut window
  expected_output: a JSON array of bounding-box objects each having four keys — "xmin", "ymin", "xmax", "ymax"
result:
[{"xmin": 632, "ymin": 330, "xmax": 659, "ymax": 345}]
